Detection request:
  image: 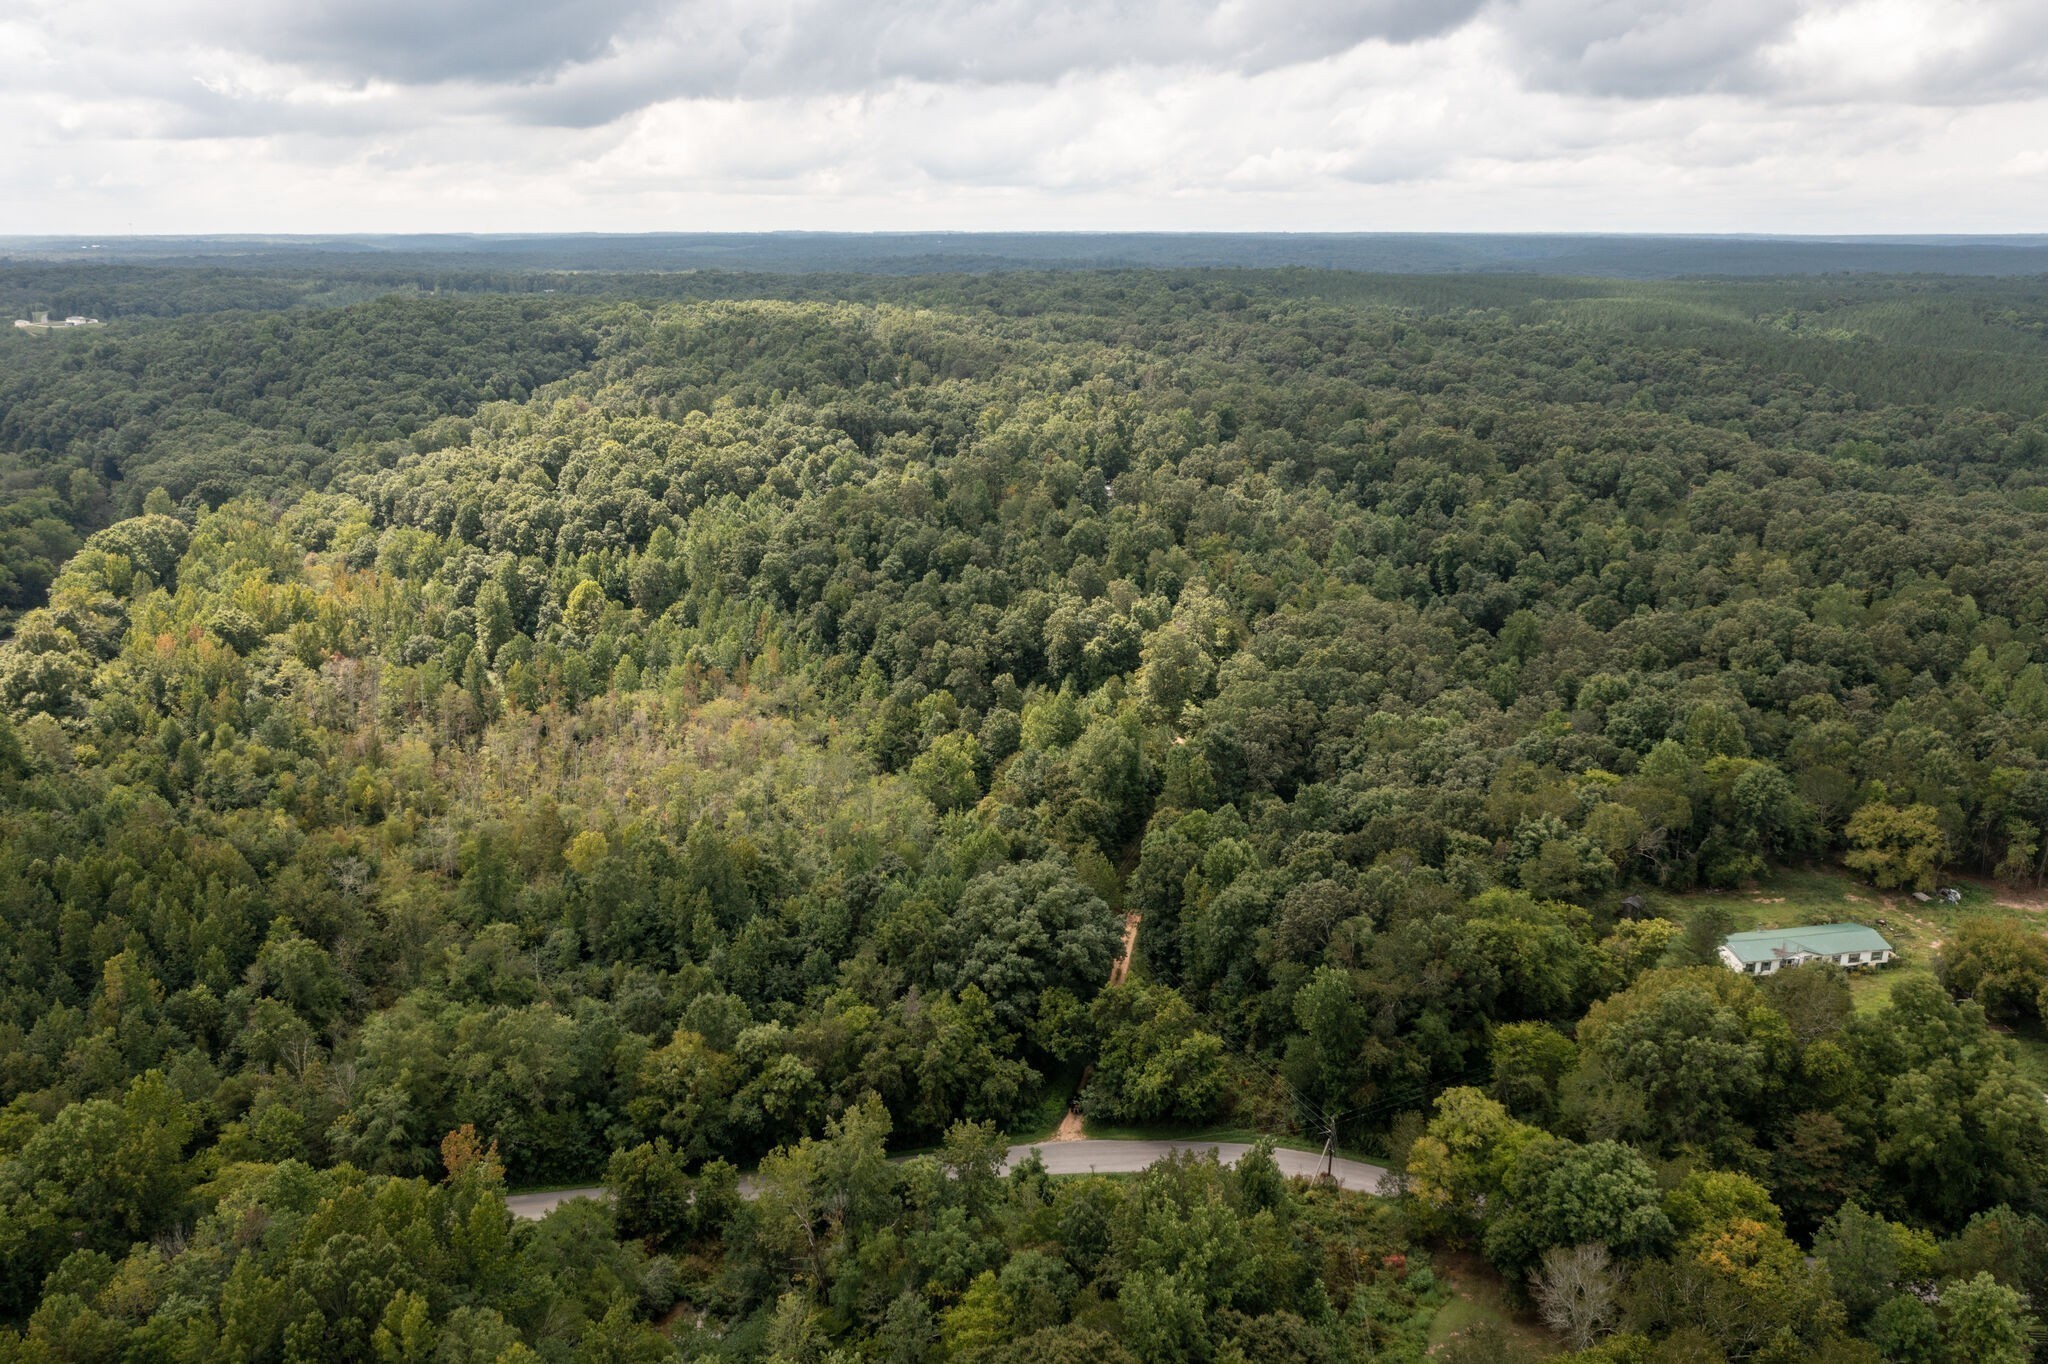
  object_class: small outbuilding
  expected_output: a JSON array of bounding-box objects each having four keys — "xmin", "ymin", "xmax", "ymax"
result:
[{"xmin": 1718, "ymin": 923, "xmax": 1894, "ymax": 976}]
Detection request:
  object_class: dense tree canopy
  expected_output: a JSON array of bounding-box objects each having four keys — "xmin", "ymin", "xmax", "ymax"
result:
[{"xmin": 8, "ymin": 261, "xmax": 2048, "ymax": 1358}]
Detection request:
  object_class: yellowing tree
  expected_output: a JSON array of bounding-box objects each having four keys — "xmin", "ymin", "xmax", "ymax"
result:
[
  {"xmin": 1406, "ymin": 1087, "xmax": 1540, "ymax": 1237},
  {"xmin": 1843, "ymin": 800, "xmax": 1946, "ymax": 890}
]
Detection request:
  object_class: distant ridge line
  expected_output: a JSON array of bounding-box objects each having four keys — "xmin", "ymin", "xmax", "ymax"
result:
[{"xmin": 5, "ymin": 231, "xmax": 2048, "ymax": 279}]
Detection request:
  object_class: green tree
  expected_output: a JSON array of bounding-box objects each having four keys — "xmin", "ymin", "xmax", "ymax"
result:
[
  {"xmin": 1844, "ymin": 976, "xmax": 2048, "ymax": 1227},
  {"xmin": 1569, "ymin": 969, "xmax": 1792, "ymax": 1158},
  {"xmin": 1936, "ymin": 918, "xmax": 2048, "ymax": 1024},
  {"xmin": 1675, "ymin": 904, "xmax": 1735, "ymax": 968},
  {"xmin": 1483, "ymin": 1138, "xmax": 1672, "ymax": 1278},
  {"xmin": 1843, "ymin": 801, "xmax": 1946, "ymax": 891},
  {"xmin": 1940, "ymin": 1271, "xmax": 2039, "ymax": 1364},
  {"xmin": 1870, "ymin": 1294, "xmax": 1944, "ymax": 1364},
  {"xmin": 910, "ymin": 731, "xmax": 984, "ymax": 814},
  {"xmin": 1758, "ymin": 958, "xmax": 1852, "ymax": 1045},
  {"xmin": 606, "ymin": 1139, "xmax": 693, "ymax": 1248},
  {"xmin": 563, "ymin": 578, "xmax": 608, "ymax": 637},
  {"xmin": 0, "ymin": 1072, "xmax": 195, "ymax": 1312},
  {"xmin": 1813, "ymin": 1200, "xmax": 1939, "ymax": 1326},
  {"xmin": 940, "ymin": 858, "xmax": 1119, "ymax": 1032},
  {"xmin": 1406, "ymin": 1088, "xmax": 1541, "ymax": 1238},
  {"xmin": 475, "ymin": 580, "xmax": 516, "ymax": 662},
  {"xmin": 941, "ymin": 1271, "xmax": 1011, "ymax": 1360},
  {"xmin": 1488, "ymin": 1023, "xmax": 1577, "ymax": 1124},
  {"xmin": 1084, "ymin": 983, "xmax": 1228, "ymax": 1125}
]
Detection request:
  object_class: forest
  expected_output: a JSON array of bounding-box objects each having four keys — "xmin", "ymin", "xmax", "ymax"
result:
[{"xmin": 5, "ymin": 259, "xmax": 2048, "ymax": 1361}]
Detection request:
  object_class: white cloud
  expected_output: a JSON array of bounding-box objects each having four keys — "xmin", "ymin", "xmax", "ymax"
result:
[
  {"xmin": 2, "ymin": 0, "xmax": 2045, "ymax": 232},
  {"xmin": 1759, "ymin": 0, "xmax": 2048, "ymax": 103}
]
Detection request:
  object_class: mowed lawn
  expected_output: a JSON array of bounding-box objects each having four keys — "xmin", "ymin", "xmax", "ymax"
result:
[{"xmin": 1634, "ymin": 865, "xmax": 2048, "ymax": 1088}]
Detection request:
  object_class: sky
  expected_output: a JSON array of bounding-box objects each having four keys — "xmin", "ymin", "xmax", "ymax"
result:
[{"xmin": 5, "ymin": 0, "xmax": 2047, "ymax": 234}]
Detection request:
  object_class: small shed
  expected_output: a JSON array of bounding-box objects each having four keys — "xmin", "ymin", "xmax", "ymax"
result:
[{"xmin": 1718, "ymin": 923, "xmax": 1894, "ymax": 976}]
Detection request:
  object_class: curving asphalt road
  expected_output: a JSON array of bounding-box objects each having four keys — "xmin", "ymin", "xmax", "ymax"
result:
[
  {"xmin": 1011, "ymin": 1139, "xmax": 1390, "ymax": 1192},
  {"xmin": 506, "ymin": 1186, "xmax": 612, "ymax": 1220},
  {"xmin": 504, "ymin": 1138, "xmax": 1391, "ymax": 1220}
]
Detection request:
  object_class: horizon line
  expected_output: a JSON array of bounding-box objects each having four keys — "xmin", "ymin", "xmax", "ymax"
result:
[{"xmin": 7, "ymin": 230, "xmax": 2048, "ymax": 243}]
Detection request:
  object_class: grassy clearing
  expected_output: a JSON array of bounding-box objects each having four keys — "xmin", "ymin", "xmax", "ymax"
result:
[
  {"xmin": 1423, "ymin": 1249, "xmax": 1556, "ymax": 1357},
  {"xmin": 1423, "ymin": 1293, "xmax": 1494, "ymax": 1352},
  {"xmin": 1646, "ymin": 864, "xmax": 2048, "ymax": 1083},
  {"xmin": 1638, "ymin": 863, "xmax": 2025, "ymax": 974}
]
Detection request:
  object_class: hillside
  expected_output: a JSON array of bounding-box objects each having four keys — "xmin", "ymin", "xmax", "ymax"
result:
[{"xmin": 6, "ymin": 265, "xmax": 2048, "ymax": 1360}]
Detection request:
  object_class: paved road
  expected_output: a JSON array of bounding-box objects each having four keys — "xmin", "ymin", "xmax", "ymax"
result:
[
  {"xmin": 1009, "ymin": 1139, "xmax": 1390, "ymax": 1193},
  {"xmin": 506, "ymin": 1186, "xmax": 612, "ymax": 1219},
  {"xmin": 505, "ymin": 1138, "xmax": 1390, "ymax": 1220}
]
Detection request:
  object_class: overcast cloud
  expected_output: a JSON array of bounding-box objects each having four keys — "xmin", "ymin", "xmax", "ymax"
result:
[{"xmin": 4, "ymin": 0, "xmax": 2046, "ymax": 232}]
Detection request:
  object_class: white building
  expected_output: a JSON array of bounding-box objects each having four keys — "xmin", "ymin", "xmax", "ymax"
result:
[{"xmin": 1718, "ymin": 923, "xmax": 1894, "ymax": 976}]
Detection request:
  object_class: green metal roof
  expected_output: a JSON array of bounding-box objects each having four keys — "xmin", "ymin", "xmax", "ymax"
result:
[{"xmin": 1721, "ymin": 922, "xmax": 1892, "ymax": 965}]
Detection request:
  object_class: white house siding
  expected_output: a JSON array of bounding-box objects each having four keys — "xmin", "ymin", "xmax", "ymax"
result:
[{"xmin": 1719, "ymin": 947, "xmax": 1894, "ymax": 974}]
